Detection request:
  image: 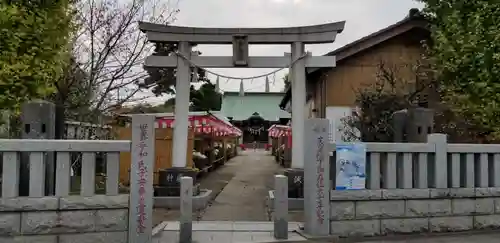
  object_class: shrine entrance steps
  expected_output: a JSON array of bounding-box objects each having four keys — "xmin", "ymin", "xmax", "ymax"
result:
[{"xmin": 152, "ymin": 221, "xmax": 306, "ymax": 243}]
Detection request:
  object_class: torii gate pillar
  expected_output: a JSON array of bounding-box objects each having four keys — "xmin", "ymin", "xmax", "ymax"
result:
[
  {"xmin": 172, "ymin": 42, "xmax": 192, "ymax": 168},
  {"xmin": 139, "ymin": 21, "xmax": 345, "ymax": 239},
  {"xmin": 281, "ymin": 41, "xmax": 309, "ymax": 202},
  {"xmin": 290, "ymin": 42, "xmax": 306, "ymax": 170}
]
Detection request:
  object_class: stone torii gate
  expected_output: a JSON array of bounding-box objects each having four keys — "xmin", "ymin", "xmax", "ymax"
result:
[{"xmin": 139, "ymin": 22, "xmax": 344, "ymax": 179}]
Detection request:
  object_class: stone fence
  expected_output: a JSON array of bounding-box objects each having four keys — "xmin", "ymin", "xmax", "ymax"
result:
[
  {"xmin": 0, "ymin": 139, "xmax": 129, "ymax": 198},
  {"xmin": 330, "ymin": 133, "xmax": 500, "ymax": 190},
  {"xmin": 0, "ymin": 115, "xmax": 147, "ymax": 242},
  {"xmin": 0, "ymin": 114, "xmax": 196, "ymax": 243},
  {"xmin": 327, "ymin": 133, "xmax": 500, "ymax": 237},
  {"xmin": 0, "ymin": 138, "xmax": 131, "ymax": 243},
  {"xmin": 270, "ymin": 121, "xmax": 500, "ymax": 239},
  {"xmin": 330, "ymin": 188, "xmax": 500, "ymax": 237},
  {"xmin": 0, "ymin": 195, "xmax": 128, "ymax": 243}
]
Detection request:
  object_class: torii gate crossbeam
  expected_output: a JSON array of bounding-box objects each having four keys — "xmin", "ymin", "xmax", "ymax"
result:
[
  {"xmin": 137, "ymin": 21, "xmax": 345, "ymax": 240},
  {"xmin": 139, "ymin": 21, "xmax": 344, "ymax": 169}
]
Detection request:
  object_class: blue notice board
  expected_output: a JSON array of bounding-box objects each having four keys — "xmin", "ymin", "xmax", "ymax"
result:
[{"xmin": 335, "ymin": 143, "xmax": 366, "ymax": 190}]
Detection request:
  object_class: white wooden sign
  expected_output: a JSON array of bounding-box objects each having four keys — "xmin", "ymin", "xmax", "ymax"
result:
[
  {"xmin": 128, "ymin": 115, "xmax": 155, "ymax": 243},
  {"xmin": 303, "ymin": 118, "xmax": 330, "ymax": 236}
]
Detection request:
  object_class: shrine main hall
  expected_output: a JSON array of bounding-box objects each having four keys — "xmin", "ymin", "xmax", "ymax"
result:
[{"xmin": 220, "ymin": 90, "xmax": 290, "ymax": 147}]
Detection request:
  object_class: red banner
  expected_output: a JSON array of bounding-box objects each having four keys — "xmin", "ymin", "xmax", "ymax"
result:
[
  {"xmin": 155, "ymin": 114, "xmax": 242, "ymax": 137},
  {"xmin": 268, "ymin": 124, "xmax": 291, "ymax": 138}
]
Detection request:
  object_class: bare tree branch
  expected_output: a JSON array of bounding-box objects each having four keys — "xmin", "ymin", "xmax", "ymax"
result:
[
  {"xmin": 340, "ymin": 61, "xmax": 427, "ymax": 142},
  {"xmin": 60, "ymin": 0, "xmax": 180, "ymax": 122}
]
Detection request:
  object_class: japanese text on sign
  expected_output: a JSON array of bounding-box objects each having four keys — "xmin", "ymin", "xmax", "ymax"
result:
[
  {"xmin": 136, "ymin": 124, "xmax": 149, "ymax": 233},
  {"xmin": 165, "ymin": 173, "xmax": 183, "ymax": 183},
  {"xmin": 293, "ymin": 175, "xmax": 303, "ymax": 185},
  {"xmin": 315, "ymin": 135, "xmax": 325, "ymax": 224}
]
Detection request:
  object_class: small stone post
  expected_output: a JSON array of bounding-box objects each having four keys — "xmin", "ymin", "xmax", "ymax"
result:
[
  {"xmin": 274, "ymin": 175, "xmax": 288, "ymax": 239},
  {"xmin": 180, "ymin": 176, "xmax": 193, "ymax": 243},
  {"xmin": 428, "ymin": 133, "xmax": 447, "ymax": 188}
]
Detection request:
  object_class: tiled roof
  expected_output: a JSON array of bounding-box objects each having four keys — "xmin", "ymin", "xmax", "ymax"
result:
[{"xmin": 221, "ymin": 92, "xmax": 291, "ymax": 121}]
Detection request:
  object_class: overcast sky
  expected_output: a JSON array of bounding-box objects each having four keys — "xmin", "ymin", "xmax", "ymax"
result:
[{"xmin": 144, "ymin": 0, "xmax": 423, "ymax": 104}]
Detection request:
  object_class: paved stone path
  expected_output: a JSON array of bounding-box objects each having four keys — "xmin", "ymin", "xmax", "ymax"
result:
[
  {"xmin": 359, "ymin": 232, "xmax": 500, "ymax": 243},
  {"xmin": 154, "ymin": 221, "xmax": 307, "ymax": 243},
  {"xmin": 153, "ymin": 151, "xmax": 244, "ymax": 224},
  {"xmin": 200, "ymin": 149, "xmax": 281, "ymax": 221},
  {"xmin": 153, "ymin": 150, "xmax": 304, "ymax": 242}
]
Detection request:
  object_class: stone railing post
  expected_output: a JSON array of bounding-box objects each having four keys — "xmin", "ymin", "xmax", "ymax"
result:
[
  {"xmin": 20, "ymin": 100, "xmax": 56, "ymax": 196},
  {"xmin": 274, "ymin": 175, "xmax": 288, "ymax": 239},
  {"xmin": 428, "ymin": 133, "xmax": 447, "ymax": 188},
  {"xmin": 180, "ymin": 176, "xmax": 193, "ymax": 243}
]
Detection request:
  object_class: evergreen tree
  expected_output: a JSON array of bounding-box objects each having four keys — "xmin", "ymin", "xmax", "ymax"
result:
[{"xmin": 0, "ymin": 0, "xmax": 74, "ymax": 111}]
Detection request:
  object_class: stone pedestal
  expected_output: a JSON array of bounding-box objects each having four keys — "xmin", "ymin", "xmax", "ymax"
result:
[
  {"xmin": 155, "ymin": 168, "xmax": 199, "ymax": 197},
  {"xmin": 283, "ymin": 168, "xmax": 304, "ymax": 198}
]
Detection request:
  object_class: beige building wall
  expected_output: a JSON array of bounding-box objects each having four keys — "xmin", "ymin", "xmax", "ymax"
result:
[{"xmin": 323, "ymin": 35, "xmax": 424, "ymax": 108}]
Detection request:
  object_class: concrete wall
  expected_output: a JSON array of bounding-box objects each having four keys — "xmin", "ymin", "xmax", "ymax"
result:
[
  {"xmin": 329, "ymin": 188, "xmax": 500, "ymax": 237},
  {"xmin": 0, "ymin": 195, "xmax": 129, "ymax": 243}
]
